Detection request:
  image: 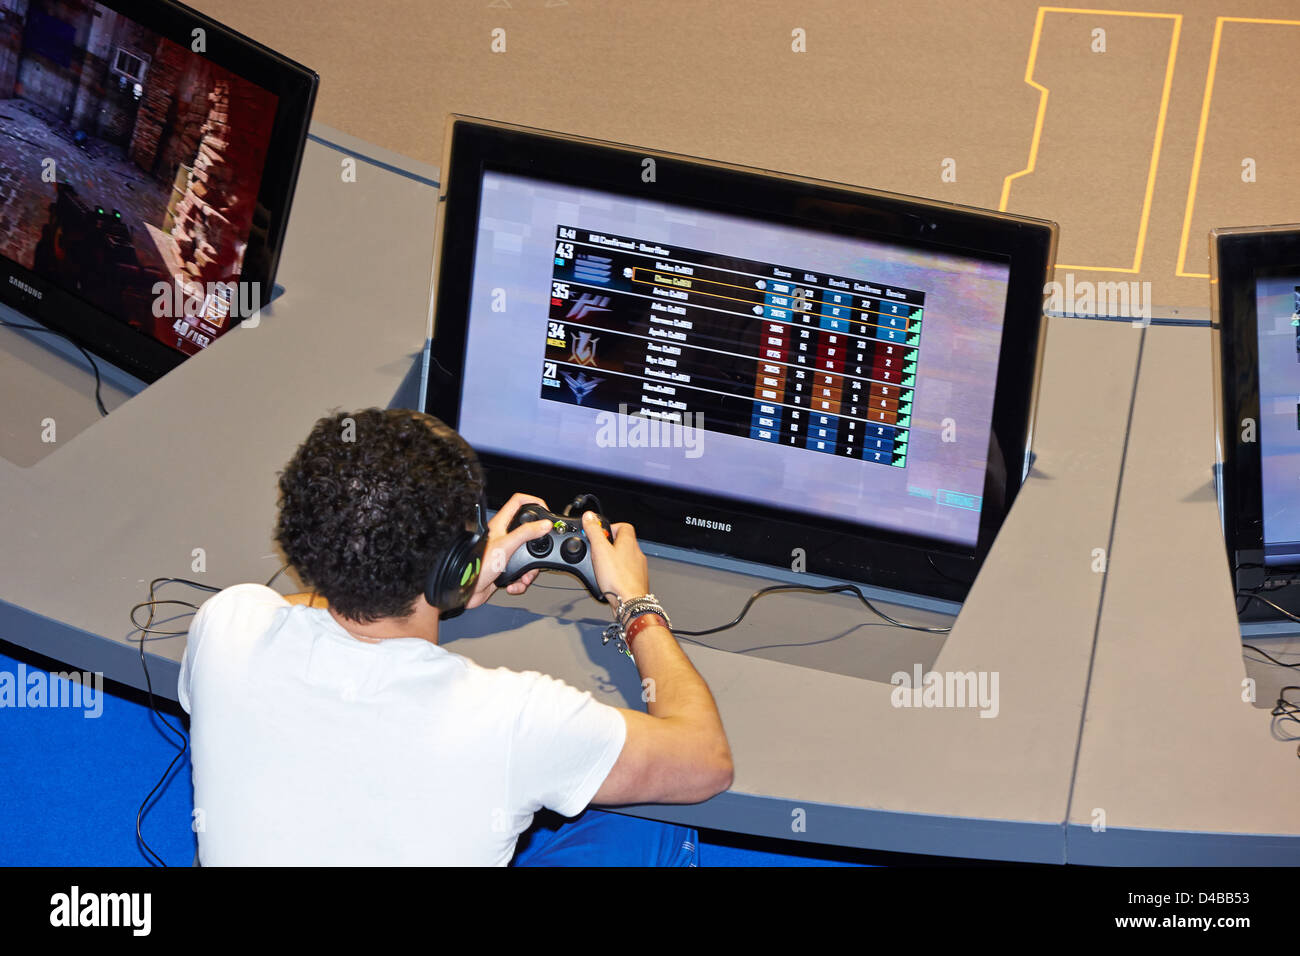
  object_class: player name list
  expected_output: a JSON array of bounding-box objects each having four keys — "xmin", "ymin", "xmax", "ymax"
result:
[{"xmin": 538, "ymin": 225, "xmax": 926, "ymax": 467}]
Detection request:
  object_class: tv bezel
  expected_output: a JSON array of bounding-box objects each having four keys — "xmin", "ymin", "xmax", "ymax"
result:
[
  {"xmin": 0, "ymin": 0, "xmax": 317, "ymax": 384},
  {"xmin": 425, "ymin": 116, "xmax": 1057, "ymax": 603},
  {"xmin": 1211, "ymin": 224, "xmax": 1300, "ymax": 617}
]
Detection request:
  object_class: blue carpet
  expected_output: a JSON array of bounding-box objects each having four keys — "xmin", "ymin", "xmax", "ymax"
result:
[
  {"xmin": 0, "ymin": 650, "xmax": 196, "ymax": 866},
  {"xmin": 0, "ymin": 649, "xmax": 867, "ymax": 866}
]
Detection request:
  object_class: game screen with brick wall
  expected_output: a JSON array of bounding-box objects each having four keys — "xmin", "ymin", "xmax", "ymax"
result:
[{"xmin": 0, "ymin": 1, "xmax": 279, "ymax": 356}]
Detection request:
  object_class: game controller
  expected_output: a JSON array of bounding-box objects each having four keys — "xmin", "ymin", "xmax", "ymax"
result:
[{"xmin": 495, "ymin": 502, "xmax": 613, "ymax": 602}]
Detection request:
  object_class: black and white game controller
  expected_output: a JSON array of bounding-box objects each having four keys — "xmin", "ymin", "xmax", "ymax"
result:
[{"xmin": 495, "ymin": 502, "xmax": 614, "ymax": 602}]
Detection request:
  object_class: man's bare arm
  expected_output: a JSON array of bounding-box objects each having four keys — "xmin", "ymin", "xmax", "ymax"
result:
[
  {"xmin": 593, "ymin": 620, "xmax": 733, "ymax": 805},
  {"xmin": 581, "ymin": 514, "xmax": 733, "ymax": 806}
]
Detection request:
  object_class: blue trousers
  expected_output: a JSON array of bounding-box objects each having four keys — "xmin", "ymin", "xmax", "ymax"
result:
[
  {"xmin": 192, "ymin": 809, "xmax": 697, "ymax": 866},
  {"xmin": 511, "ymin": 809, "xmax": 698, "ymax": 867}
]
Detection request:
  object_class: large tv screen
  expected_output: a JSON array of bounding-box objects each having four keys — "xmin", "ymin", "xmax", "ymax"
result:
[
  {"xmin": 425, "ymin": 117, "xmax": 1057, "ymax": 603},
  {"xmin": 0, "ymin": 0, "xmax": 316, "ymax": 382},
  {"xmin": 1213, "ymin": 224, "xmax": 1300, "ymax": 621}
]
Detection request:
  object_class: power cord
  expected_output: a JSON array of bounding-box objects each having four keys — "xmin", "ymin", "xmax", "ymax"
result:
[
  {"xmin": 0, "ymin": 319, "xmax": 109, "ymax": 416},
  {"xmin": 1236, "ymin": 589, "xmax": 1300, "ymax": 623},
  {"xmin": 551, "ymin": 498, "xmax": 952, "ymax": 641},
  {"xmin": 531, "ymin": 578, "xmax": 951, "ymax": 644},
  {"xmin": 1242, "ymin": 643, "xmax": 1300, "ymax": 670},
  {"xmin": 673, "ymin": 582, "xmax": 952, "ymax": 638},
  {"xmin": 1231, "ymin": 606, "xmax": 1300, "ymax": 757},
  {"xmin": 560, "ymin": 493, "xmax": 604, "ymax": 519},
  {"xmin": 130, "ymin": 576, "xmax": 216, "ymax": 866},
  {"xmin": 1270, "ymin": 687, "xmax": 1300, "ymax": 746},
  {"xmin": 925, "ymin": 552, "xmax": 974, "ymax": 587},
  {"xmin": 130, "ymin": 565, "xmax": 290, "ymax": 865}
]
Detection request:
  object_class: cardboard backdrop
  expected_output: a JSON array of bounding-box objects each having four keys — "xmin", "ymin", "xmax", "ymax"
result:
[{"xmin": 193, "ymin": 0, "xmax": 1300, "ymax": 312}]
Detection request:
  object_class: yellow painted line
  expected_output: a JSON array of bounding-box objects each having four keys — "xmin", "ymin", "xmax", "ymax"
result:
[
  {"xmin": 1133, "ymin": 12, "xmax": 1180, "ymax": 273},
  {"xmin": 1176, "ymin": 17, "xmax": 1300, "ymax": 279},
  {"xmin": 1001, "ymin": 7, "xmax": 1181, "ymax": 274},
  {"xmin": 999, "ymin": 5, "xmax": 1050, "ymax": 213}
]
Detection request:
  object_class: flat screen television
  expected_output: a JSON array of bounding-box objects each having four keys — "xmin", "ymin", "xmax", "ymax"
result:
[
  {"xmin": 424, "ymin": 117, "xmax": 1057, "ymax": 603},
  {"xmin": 0, "ymin": 0, "xmax": 316, "ymax": 383},
  {"xmin": 1212, "ymin": 224, "xmax": 1300, "ymax": 622}
]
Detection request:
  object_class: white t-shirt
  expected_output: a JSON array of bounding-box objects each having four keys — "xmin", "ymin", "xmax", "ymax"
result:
[{"xmin": 179, "ymin": 583, "xmax": 627, "ymax": 866}]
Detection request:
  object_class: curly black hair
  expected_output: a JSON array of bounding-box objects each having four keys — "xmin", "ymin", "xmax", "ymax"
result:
[{"xmin": 274, "ymin": 408, "xmax": 483, "ymax": 623}]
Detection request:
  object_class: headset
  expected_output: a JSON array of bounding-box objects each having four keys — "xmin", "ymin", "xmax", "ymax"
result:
[
  {"xmin": 420, "ymin": 416, "xmax": 489, "ymax": 620},
  {"xmin": 423, "ymin": 495, "xmax": 488, "ymax": 620}
]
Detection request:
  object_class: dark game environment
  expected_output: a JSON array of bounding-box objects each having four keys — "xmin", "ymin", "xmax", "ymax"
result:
[{"xmin": 0, "ymin": 0, "xmax": 278, "ymax": 355}]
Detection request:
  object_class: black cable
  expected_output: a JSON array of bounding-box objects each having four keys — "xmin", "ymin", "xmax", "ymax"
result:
[
  {"xmin": 1272, "ymin": 687, "xmax": 1299, "ymax": 722},
  {"xmin": 533, "ymin": 574, "xmax": 948, "ymax": 639},
  {"xmin": 133, "ymin": 577, "xmax": 200, "ymax": 867},
  {"xmin": 925, "ymin": 552, "xmax": 973, "ymax": 586},
  {"xmin": 132, "ymin": 566, "xmax": 289, "ymax": 865},
  {"xmin": 1242, "ymin": 643, "xmax": 1300, "ymax": 669},
  {"xmin": 673, "ymin": 582, "xmax": 952, "ymax": 637},
  {"xmin": 1269, "ymin": 687, "xmax": 1300, "ymax": 752},
  {"xmin": 1236, "ymin": 590, "xmax": 1300, "ymax": 624},
  {"xmin": 561, "ymin": 494, "xmax": 604, "ymax": 519},
  {"xmin": 0, "ymin": 319, "xmax": 109, "ymax": 416},
  {"xmin": 129, "ymin": 598, "xmax": 205, "ymax": 637},
  {"xmin": 536, "ymin": 507, "xmax": 946, "ymax": 636},
  {"xmin": 265, "ymin": 563, "xmax": 290, "ymax": 589},
  {"xmin": 1230, "ymin": 589, "xmax": 1300, "ymax": 756}
]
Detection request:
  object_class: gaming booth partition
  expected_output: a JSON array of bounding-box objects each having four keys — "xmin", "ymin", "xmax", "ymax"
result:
[{"xmin": 0, "ymin": 0, "xmax": 1296, "ymax": 866}]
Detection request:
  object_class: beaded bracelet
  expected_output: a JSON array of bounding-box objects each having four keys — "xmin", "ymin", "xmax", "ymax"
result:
[
  {"xmin": 615, "ymin": 594, "xmax": 672, "ymax": 630},
  {"xmin": 602, "ymin": 594, "xmax": 671, "ymax": 660}
]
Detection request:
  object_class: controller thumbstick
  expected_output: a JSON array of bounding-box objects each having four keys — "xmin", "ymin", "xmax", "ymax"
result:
[
  {"xmin": 527, "ymin": 534, "xmax": 554, "ymax": 558},
  {"xmin": 560, "ymin": 536, "xmax": 587, "ymax": 564},
  {"xmin": 512, "ymin": 504, "xmax": 543, "ymax": 529}
]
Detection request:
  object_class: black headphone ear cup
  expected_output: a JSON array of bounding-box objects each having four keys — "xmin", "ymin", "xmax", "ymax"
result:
[{"xmin": 425, "ymin": 530, "xmax": 488, "ymax": 618}]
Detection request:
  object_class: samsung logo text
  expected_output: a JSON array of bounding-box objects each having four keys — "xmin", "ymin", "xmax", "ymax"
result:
[
  {"xmin": 685, "ymin": 516, "xmax": 731, "ymax": 532},
  {"xmin": 8, "ymin": 275, "xmax": 42, "ymax": 300}
]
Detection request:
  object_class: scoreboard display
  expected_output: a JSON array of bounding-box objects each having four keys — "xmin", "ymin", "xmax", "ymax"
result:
[
  {"xmin": 427, "ymin": 117, "xmax": 1055, "ymax": 601},
  {"xmin": 541, "ymin": 227, "xmax": 923, "ymax": 468},
  {"xmin": 452, "ymin": 168, "xmax": 1017, "ymax": 552},
  {"xmin": 1252, "ymin": 272, "xmax": 1300, "ymax": 567}
]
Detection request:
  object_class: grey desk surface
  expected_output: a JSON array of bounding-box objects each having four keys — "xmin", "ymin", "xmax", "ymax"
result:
[
  {"xmin": 0, "ymin": 127, "xmax": 1294, "ymax": 865},
  {"xmin": 1067, "ymin": 325, "xmax": 1300, "ymax": 865}
]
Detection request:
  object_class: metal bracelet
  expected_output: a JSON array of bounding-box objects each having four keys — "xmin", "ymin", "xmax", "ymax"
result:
[
  {"xmin": 617, "ymin": 597, "xmax": 659, "ymax": 625},
  {"xmin": 600, "ymin": 621, "xmax": 634, "ymax": 661},
  {"xmin": 614, "ymin": 593, "xmax": 655, "ymax": 621},
  {"xmin": 617, "ymin": 595, "xmax": 671, "ymax": 632}
]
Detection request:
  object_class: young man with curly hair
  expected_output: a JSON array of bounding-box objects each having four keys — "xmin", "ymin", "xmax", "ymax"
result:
[{"xmin": 179, "ymin": 407, "xmax": 732, "ymax": 865}]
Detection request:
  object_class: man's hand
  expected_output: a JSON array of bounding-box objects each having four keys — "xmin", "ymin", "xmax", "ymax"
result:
[
  {"xmin": 463, "ymin": 493, "xmax": 553, "ymax": 610},
  {"xmin": 583, "ymin": 513, "xmax": 650, "ymax": 606}
]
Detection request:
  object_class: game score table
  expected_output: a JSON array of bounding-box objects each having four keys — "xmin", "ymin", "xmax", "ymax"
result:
[{"xmin": 540, "ymin": 226, "xmax": 925, "ymax": 468}]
